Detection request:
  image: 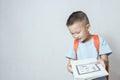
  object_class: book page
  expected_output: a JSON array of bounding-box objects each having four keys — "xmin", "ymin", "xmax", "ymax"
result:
[{"xmin": 76, "ymin": 63, "xmax": 100, "ymax": 75}]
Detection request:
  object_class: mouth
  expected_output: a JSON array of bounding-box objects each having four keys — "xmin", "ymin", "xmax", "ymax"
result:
[{"xmin": 77, "ymin": 38, "xmax": 81, "ymax": 40}]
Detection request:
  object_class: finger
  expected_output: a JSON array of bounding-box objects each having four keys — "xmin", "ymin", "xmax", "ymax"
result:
[{"xmin": 96, "ymin": 60, "xmax": 100, "ymax": 64}]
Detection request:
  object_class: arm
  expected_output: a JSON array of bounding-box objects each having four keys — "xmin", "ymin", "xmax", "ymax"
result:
[
  {"xmin": 98, "ymin": 36, "xmax": 112, "ymax": 67},
  {"xmin": 100, "ymin": 54, "xmax": 109, "ymax": 66},
  {"xmin": 97, "ymin": 54, "xmax": 109, "ymax": 67}
]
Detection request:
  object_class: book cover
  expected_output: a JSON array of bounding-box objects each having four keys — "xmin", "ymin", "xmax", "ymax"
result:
[{"xmin": 71, "ymin": 58, "xmax": 108, "ymax": 80}]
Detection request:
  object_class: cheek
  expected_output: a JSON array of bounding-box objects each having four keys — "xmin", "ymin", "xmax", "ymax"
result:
[
  {"xmin": 78, "ymin": 32, "xmax": 84, "ymax": 36},
  {"xmin": 79, "ymin": 32, "xmax": 86, "ymax": 38},
  {"xmin": 82, "ymin": 30, "xmax": 87, "ymax": 35}
]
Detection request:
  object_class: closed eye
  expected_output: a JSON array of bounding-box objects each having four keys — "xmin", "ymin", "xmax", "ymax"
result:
[
  {"xmin": 70, "ymin": 32, "xmax": 74, "ymax": 35},
  {"xmin": 70, "ymin": 31, "xmax": 80, "ymax": 35}
]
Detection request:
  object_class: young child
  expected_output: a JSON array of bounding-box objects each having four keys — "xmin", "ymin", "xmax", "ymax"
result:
[{"xmin": 66, "ymin": 11, "xmax": 112, "ymax": 80}]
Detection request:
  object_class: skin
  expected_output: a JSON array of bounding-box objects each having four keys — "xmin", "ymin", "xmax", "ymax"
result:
[{"xmin": 67, "ymin": 21, "xmax": 109, "ymax": 73}]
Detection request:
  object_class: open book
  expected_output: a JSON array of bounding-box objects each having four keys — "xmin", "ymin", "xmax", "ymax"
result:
[{"xmin": 71, "ymin": 58, "xmax": 108, "ymax": 80}]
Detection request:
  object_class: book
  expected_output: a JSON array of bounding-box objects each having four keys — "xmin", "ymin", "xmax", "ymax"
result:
[{"xmin": 71, "ymin": 58, "xmax": 108, "ymax": 80}]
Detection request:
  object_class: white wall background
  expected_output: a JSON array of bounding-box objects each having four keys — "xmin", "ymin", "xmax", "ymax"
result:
[{"xmin": 0, "ymin": 0, "xmax": 120, "ymax": 80}]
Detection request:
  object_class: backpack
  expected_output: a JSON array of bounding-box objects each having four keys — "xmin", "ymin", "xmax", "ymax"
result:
[{"xmin": 74, "ymin": 35, "xmax": 109, "ymax": 80}]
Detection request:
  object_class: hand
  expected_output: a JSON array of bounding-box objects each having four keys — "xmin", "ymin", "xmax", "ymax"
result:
[
  {"xmin": 67, "ymin": 59, "xmax": 76, "ymax": 73},
  {"xmin": 67, "ymin": 63, "xmax": 73, "ymax": 73},
  {"xmin": 96, "ymin": 59, "xmax": 106, "ymax": 68}
]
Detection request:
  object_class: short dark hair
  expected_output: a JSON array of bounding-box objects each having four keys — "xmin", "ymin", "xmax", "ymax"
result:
[{"xmin": 66, "ymin": 11, "xmax": 89, "ymax": 26}]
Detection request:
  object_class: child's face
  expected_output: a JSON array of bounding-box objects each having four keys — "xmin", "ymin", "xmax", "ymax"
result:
[{"xmin": 68, "ymin": 21, "xmax": 90, "ymax": 42}]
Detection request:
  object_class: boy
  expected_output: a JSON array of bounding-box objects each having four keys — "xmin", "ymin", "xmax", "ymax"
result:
[{"xmin": 66, "ymin": 11, "xmax": 112, "ymax": 80}]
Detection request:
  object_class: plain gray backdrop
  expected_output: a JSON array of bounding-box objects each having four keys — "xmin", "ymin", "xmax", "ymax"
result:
[{"xmin": 0, "ymin": 0, "xmax": 120, "ymax": 80}]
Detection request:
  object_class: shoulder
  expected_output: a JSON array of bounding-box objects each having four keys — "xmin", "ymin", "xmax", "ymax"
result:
[
  {"xmin": 96, "ymin": 35, "xmax": 112, "ymax": 55},
  {"xmin": 93, "ymin": 34, "xmax": 110, "ymax": 48},
  {"xmin": 93, "ymin": 34, "xmax": 104, "ymax": 41},
  {"xmin": 97, "ymin": 35, "xmax": 108, "ymax": 45},
  {"xmin": 92, "ymin": 34, "xmax": 106, "ymax": 44}
]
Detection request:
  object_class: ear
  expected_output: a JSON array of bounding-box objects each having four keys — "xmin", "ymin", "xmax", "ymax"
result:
[{"xmin": 86, "ymin": 24, "xmax": 91, "ymax": 30}]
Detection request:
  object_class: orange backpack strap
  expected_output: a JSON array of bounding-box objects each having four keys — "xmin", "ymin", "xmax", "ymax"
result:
[
  {"xmin": 93, "ymin": 35, "xmax": 100, "ymax": 53},
  {"xmin": 74, "ymin": 39, "xmax": 79, "ymax": 60}
]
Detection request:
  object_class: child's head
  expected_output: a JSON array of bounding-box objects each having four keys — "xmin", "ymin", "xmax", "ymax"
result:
[{"xmin": 66, "ymin": 11, "xmax": 91, "ymax": 42}]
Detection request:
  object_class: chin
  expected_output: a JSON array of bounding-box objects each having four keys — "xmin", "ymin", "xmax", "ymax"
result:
[
  {"xmin": 80, "ymin": 39, "xmax": 86, "ymax": 42},
  {"xmin": 76, "ymin": 38, "xmax": 81, "ymax": 40},
  {"xmin": 79, "ymin": 38, "xmax": 83, "ymax": 41}
]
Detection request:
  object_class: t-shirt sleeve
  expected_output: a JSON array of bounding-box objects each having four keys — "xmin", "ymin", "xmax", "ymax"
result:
[
  {"xmin": 99, "ymin": 36, "xmax": 112, "ymax": 55},
  {"xmin": 66, "ymin": 43, "xmax": 76, "ymax": 60}
]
